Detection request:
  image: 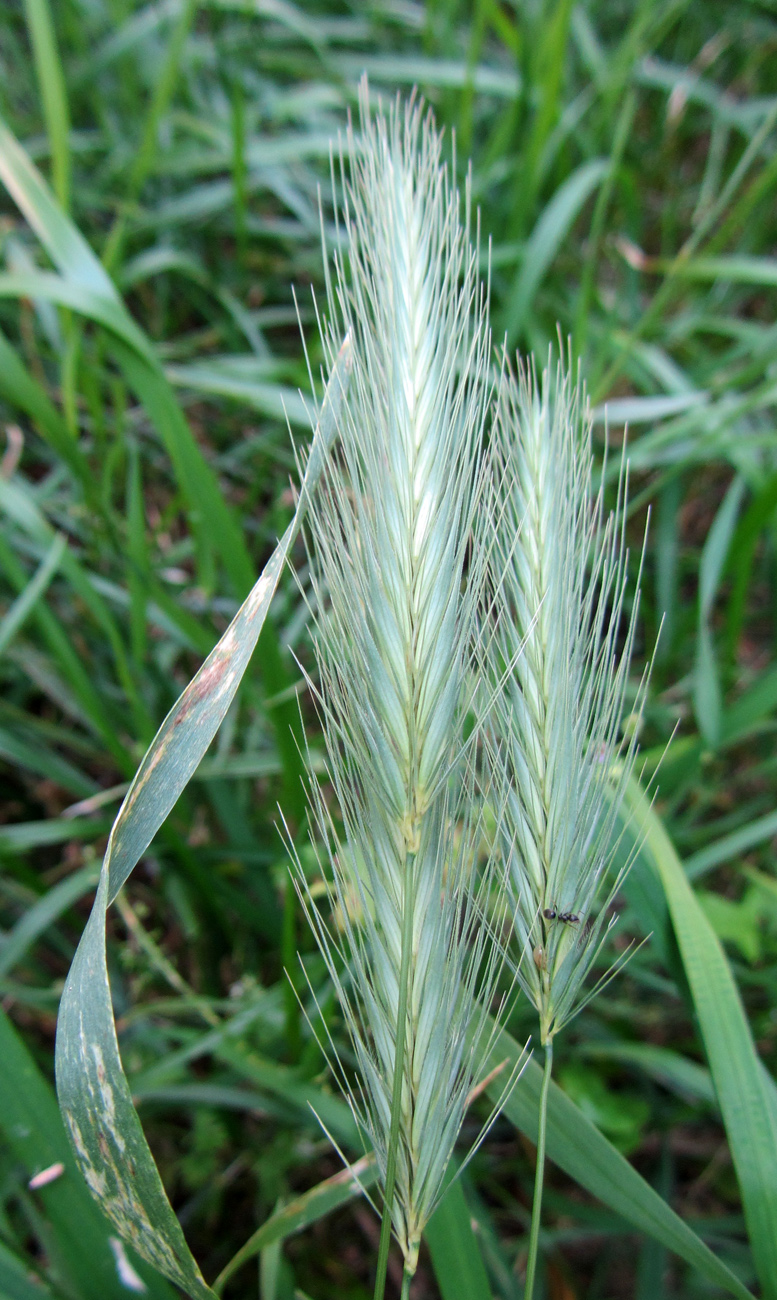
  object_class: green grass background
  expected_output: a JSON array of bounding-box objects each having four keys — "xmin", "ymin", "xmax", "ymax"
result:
[{"xmin": 1, "ymin": 1, "xmax": 776, "ymax": 1297}]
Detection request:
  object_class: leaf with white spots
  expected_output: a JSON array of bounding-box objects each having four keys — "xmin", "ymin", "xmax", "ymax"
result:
[{"xmin": 55, "ymin": 337, "xmax": 351, "ymax": 1300}]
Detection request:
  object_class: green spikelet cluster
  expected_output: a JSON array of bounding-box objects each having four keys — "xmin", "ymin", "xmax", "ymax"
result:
[
  {"xmin": 486, "ymin": 354, "xmax": 644, "ymax": 1046},
  {"xmin": 297, "ymin": 89, "xmax": 505, "ymax": 1280}
]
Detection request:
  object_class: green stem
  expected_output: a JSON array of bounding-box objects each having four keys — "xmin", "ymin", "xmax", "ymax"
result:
[
  {"xmin": 400, "ymin": 1268, "xmax": 412, "ymax": 1300},
  {"xmin": 282, "ymin": 872, "xmax": 300, "ymax": 1060},
  {"xmin": 524, "ymin": 1037, "xmax": 553, "ymax": 1300},
  {"xmin": 373, "ymin": 852, "xmax": 415, "ymax": 1300}
]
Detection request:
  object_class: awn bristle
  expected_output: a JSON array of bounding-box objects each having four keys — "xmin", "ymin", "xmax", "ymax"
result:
[{"xmin": 296, "ymin": 89, "xmax": 507, "ymax": 1273}]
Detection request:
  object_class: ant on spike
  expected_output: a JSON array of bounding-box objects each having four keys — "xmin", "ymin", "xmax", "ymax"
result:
[{"xmin": 543, "ymin": 905, "xmax": 580, "ymax": 925}]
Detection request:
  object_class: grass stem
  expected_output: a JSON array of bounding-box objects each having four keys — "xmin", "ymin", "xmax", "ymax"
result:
[
  {"xmin": 374, "ymin": 851, "xmax": 415, "ymax": 1300},
  {"xmin": 282, "ymin": 874, "xmax": 300, "ymax": 1060},
  {"xmin": 524, "ymin": 1038, "xmax": 553, "ymax": 1300},
  {"xmin": 400, "ymin": 1268, "xmax": 412, "ymax": 1300}
]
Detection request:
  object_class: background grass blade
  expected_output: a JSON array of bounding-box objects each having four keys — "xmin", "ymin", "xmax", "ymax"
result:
[
  {"xmin": 23, "ymin": 0, "xmax": 70, "ymax": 209},
  {"xmin": 0, "ymin": 1239, "xmax": 57, "ymax": 1300},
  {"xmin": 486, "ymin": 1022, "xmax": 755, "ymax": 1300},
  {"xmin": 0, "ymin": 860, "xmax": 99, "ymax": 979},
  {"xmin": 425, "ymin": 1174, "xmax": 493, "ymax": 1300},
  {"xmin": 624, "ymin": 775, "xmax": 777, "ymax": 1299},
  {"xmin": 0, "ymin": 530, "xmax": 66, "ymax": 657},
  {"xmin": 0, "ymin": 1009, "xmax": 175, "ymax": 1300},
  {"xmin": 693, "ymin": 476, "xmax": 746, "ymax": 746},
  {"xmin": 0, "ymin": 116, "xmax": 252, "ymax": 595},
  {"xmin": 212, "ymin": 1156, "xmax": 378, "ymax": 1294},
  {"xmin": 503, "ymin": 158, "xmax": 609, "ymax": 344},
  {"xmin": 0, "ymin": 326, "xmax": 92, "ymax": 488}
]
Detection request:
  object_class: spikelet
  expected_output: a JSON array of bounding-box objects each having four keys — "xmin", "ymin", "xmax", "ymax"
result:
[
  {"xmin": 486, "ymin": 351, "xmax": 644, "ymax": 1047},
  {"xmin": 295, "ymin": 89, "xmax": 507, "ymax": 1279}
]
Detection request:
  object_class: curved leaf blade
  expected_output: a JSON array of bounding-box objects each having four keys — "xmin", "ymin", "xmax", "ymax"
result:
[
  {"xmin": 54, "ymin": 338, "xmax": 351, "ymax": 1300},
  {"xmin": 0, "ymin": 116, "xmax": 113, "ymax": 295}
]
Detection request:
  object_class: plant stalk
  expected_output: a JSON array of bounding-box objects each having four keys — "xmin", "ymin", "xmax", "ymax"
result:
[
  {"xmin": 524, "ymin": 1037, "xmax": 553, "ymax": 1300},
  {"xmin": 400, "ymin": 1268, "xmax": 412, "ymax": 1300},
  {"xmin": 373, "ymin": 851, "xmax": 415, "ymax": 1300}
]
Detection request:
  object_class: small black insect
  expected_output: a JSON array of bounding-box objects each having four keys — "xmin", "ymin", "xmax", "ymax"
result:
[{"xmin": 543, "ymin": 905, "xmax": 580, "ymax": 925}]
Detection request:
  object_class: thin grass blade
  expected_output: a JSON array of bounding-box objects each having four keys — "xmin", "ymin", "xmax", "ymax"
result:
[
  {"xmin": 485, "ymin": 1020, "xmax": 755, "ymax": 1299},
  {"xmin": 624, "ymin": 775, "xmax": 777, "ymax": 1300},
  {"xmin": 213, "ymin": 1155, "xmax": 378, "ymax": 1294},
  {"xmin": 0, "ymin": 1010, "xmax": 175, "ymax": 1300},
  {"xmin": 0, "ymin": 531, "xmax": 66, "ymax": 657}
]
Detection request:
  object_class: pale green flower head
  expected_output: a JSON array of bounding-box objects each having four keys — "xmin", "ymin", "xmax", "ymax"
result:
[
  {"xmin": 486, "ymin": 352, "xmax": 645, "ymax": 1046},
  {"xmin": 294, "ymin": 85, "xmax": 512, "ymax": 1277}
]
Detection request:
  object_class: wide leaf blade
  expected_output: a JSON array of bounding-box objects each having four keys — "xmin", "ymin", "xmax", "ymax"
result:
[
  {"xmin": 425, "ymin": 1175, "xmax": 493, "ymax": 1300},
  {"xmin": 54, "ymin": 338, "xmax": 350, "ymax": 1300}
]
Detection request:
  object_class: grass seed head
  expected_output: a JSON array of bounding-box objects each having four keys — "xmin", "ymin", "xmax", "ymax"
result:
[
  {"xmin": 296, "ymin": 84, "xmax": 508, "ymax": 1271},
  {"xmin": 485, "ymin": 350, "xmax": 645, "ymax": 1045}
]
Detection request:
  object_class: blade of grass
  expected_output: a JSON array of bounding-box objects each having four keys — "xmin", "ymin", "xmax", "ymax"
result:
[
  {"xmin": 54, "ymin": 338, "xmax": 350, "ymax": 1300},
  {"xmin": 581, "ymin": 1042, "xmax": 716, "ymax": 1106},
  {"xmin": 694, "ymin": 476, "xmax": 746, "ymax": 746},
  {"xmin": 685, "ymin": 808, "xmax": 777, "ymax": 881},
  {"xmin": 425, "ymin": 1173, "xmax": 493, "ymax": 1300},
  {"xmin": 485, "ymin": 1021, "xmax": 754, "ymax": 1299},
  {"xmin": 103, "ymin": 0, "xmax": 198, "ymax": 275},
  {"xmin": 593, "ymin": 97, "xmax": 777, "ymax": 401},
  {"xmin": 642, "ymin": 658, "xmax": 777, "ymax": 785},
  {"xmin": 126, "ymin": 437, "xmax": 149, "ymax": 664},
  {"xmin": 0, "ymin": 815, "xmax": 111, "ymax": 854},
  {"xmin": 0, "ymin": 533, "xmax": 128, "ymax": 764},
  {"xmin": 0, "ymin": 119, "xmax": 252, "ymax": 595},
  {"xmin": 509, "ymin": 0, "xmax": 575, "ymax": 237},
  {"xmin": 22, "ymin": 0, "xmax": 70, "ymax": 211},
  {"xmin": 212, "ymin": 1156, "xmax": 377, "ymax": 1295},
  {"xmin": 0, "ymin": 475, "xmax": 153, "ymax": 741},
  {"xmin": 22, "ymin": 0, "xmax": 79, "ymax": 434},
  {"xmin": 0, "ymin": 862, "xmax": 100, "ymax": 979},
  {"xmin": 0, "ymin": 1239, "xmax": 57, "ymax": 1300},
  {"xmin": 0, "ymin": 725, "xmax": 97, "ymax": 796},
  {"xmin": 724, "ymin": 472, "xmax": 777, "ymax": 664},
  {"xmin": 643, "ymin": 254, "xmax": 777, "ymax": 287},
  {"xmin": 0, "ymin": 1009, "xmax": 175, "ymax": 1300},
  {"xmin": 0, "ymin": 531, "xmax": 66, "ymax": 657},
  {"xmin": 624, "ymin": 774, "xmax": 777, "ymax": 1300},
  {"xmin": 573, "ymin": 88, "xmax": 636, "ymax": 354},
  {"xmin": 0, "ymin": 326, "xmax": 92, "ymax": 491},
  {"xmin": 503, "ymin": 158, "xmax": 609, "ymax": 345}
]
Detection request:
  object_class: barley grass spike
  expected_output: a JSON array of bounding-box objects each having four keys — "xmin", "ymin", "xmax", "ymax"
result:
[
  {"xmin": 487, "ymin": 354, "xmax": 645, "ymax": 1298},
  {"xmin": 296, "ymin": 88, "xmax": 508, "ymax": 1298}
]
